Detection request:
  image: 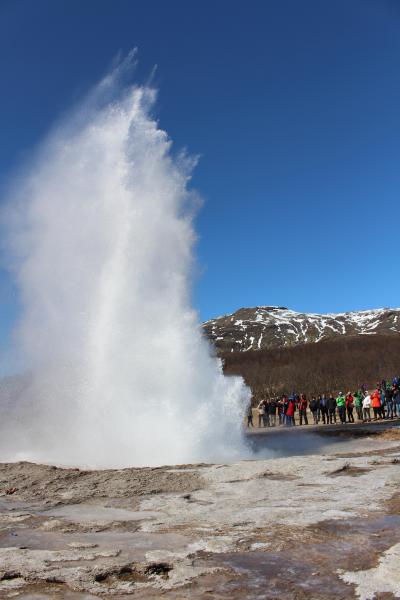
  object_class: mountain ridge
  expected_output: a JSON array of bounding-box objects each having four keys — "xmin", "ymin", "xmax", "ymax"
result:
[{"xmin": 203, "ymin": 306, "xmax": 400, "ymax": 353}]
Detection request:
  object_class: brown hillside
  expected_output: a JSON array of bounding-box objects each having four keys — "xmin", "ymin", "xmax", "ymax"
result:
[{"xmin": 221, "ymin": 334, "xmax": 400, "ymax": 403}]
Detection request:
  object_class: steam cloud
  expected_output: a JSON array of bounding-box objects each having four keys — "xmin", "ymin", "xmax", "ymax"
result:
[{"xmin": 0, "ymin": 56, "xmax": 250, "ymax": 468}]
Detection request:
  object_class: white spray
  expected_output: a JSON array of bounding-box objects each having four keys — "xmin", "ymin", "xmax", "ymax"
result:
[{"xmin": 0, "ymin": 57, "xmax": 250, "ymax": 468}]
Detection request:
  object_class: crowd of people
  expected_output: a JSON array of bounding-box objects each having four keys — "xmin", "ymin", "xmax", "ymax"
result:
[{"xmin": 247, "ymin": 377, "xmax": 400, "ymax": 427}]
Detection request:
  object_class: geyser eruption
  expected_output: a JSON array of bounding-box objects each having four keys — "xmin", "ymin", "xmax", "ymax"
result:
[{"xmin": 0, "ymin": 59, "xmax": 250, "ymax": 467}]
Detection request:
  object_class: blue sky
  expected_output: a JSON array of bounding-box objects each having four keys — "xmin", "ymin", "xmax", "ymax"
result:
[{"xmin": 1, "ymin": 0, "xmax": 400, "ymax": 342}]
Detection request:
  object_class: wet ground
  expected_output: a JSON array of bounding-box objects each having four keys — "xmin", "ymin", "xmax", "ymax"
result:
[
  {"xmin": 246, "ymin": 417, "xmax": 400, "ymax": 458},
  {"xmin": 1, "ymin": 425, "xmax": 400, "ymax": 599}
]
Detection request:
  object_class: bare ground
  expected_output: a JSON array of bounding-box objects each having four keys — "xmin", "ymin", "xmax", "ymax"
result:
[{"xmin": 1, "ymin": 428, "xmax": 400, "ymax": 599}]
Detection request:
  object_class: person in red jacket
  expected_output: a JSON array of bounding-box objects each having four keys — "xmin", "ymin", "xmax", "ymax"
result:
[
  {"xmin": 298, "ymin": 393, "xmax": 308, "ymax": 425},
  {"xmin": 285, "ymin": 397, "xmax": 296, "ymax": 427},
  {"xmin": 345, "ymin": 392, "xmax": 355, "ymax": 423},
  {"xmin": 371, "ymin": 389, "xmax": 382, "ymax": 420}
]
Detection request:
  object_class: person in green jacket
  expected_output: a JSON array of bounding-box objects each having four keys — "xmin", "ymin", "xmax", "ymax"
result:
[
  {"xmin": 353, "ymin": 390, "xmax": 364, "ymax": 421},
  {"xmin": 336, "ymin": 392, "xmax": 346, "ymax": 424}
]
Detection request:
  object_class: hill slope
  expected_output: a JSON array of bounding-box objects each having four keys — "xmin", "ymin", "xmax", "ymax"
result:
[
  {"xmin": 221, "ymin": 334, "xmax": 400, "ymax": 401},
  {"xmin": 203, "ymin": 306, "xmax": 400, "ymax": 353}
]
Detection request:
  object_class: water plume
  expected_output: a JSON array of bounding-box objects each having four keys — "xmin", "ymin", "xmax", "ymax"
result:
[{"xmin": 0, "ymin": 56, "xmax": 250, "ymax": 468}]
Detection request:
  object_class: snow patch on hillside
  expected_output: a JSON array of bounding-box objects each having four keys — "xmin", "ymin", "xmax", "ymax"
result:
[{"xmin": 203, "ymin": 307, "xmax": 400, "ymax": 353}]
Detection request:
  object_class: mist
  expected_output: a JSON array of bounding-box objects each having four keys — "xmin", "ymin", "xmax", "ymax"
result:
[{"xmin": 0, "ymin": 56, "xmax": 250, "ymax": 468}]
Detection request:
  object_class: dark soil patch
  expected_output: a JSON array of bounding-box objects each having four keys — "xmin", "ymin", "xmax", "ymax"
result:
[
  {"xmin": 327, "ymin": 462, "xmax": 371, "ymax": 477},
  {"xmin": 0, "ymin": 461, "xmax": 204, "ymax": 505},
  {"xmin": 257, "ymin": 470, "xmax": 299, "ymax": 481}
]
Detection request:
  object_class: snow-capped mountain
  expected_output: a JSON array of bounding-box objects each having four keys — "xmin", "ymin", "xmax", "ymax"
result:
[{"xmin": 203, "ymin": 306, "xmax": 400, "ymax": 353}]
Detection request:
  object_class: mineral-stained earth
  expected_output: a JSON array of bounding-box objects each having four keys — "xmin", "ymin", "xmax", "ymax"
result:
[{"xmin": 1, "ymin": 429, "xmax": 400, "ymax": 599}]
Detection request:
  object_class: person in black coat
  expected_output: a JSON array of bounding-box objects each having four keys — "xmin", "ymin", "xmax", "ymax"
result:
[
  {"xmin": 268, "ymin": 398, "xmax": 277, "ymax": 427},
  {"xmin": 320, "ymin": 395, "xmax": 329, "ymax": 424},
  {"xmin": 309, "ymin": 397, "xmax": 318, "ymax": 424},
  {"xmin": 327, "ymin": 395, "xmax": 337, "ymax": 424}
]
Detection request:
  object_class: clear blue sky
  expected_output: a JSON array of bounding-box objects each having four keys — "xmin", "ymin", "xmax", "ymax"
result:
[{"xmin": 1, "ymin": 0, "xmax": 400, "ymax": 343}]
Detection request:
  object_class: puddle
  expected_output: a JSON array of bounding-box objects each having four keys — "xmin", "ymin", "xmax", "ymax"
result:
[
  {"xmin": 246, "ymin": 427, "xmax": 400, "ymax": 460},
  {"xmin": 209, "ymin": 513, "xmax": 400, "ymax": 599},
  {"xmin": 217, "ymin": 551, "xmax": 352, "ymax": 599},
  {"xmin": 0, "ymin": 525, "xmax": 191, "ymax": 560}
]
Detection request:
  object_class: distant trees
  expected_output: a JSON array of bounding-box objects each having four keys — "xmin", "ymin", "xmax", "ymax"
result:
[{"xmin": 221, "ymin": 334, "xmax": 400, "ymax": 404}]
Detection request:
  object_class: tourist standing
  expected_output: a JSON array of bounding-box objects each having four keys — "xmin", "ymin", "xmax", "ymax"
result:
[
  {"xmin": 354, "ymin": 390, "xmax": 364, "ymax": 421},
  {"xmin": 371, "ymin": 388, "xmax": 382, "ymax": 420},
  {"xmin": 380, "ymin": 387, "xmax": 387, "ymax": 419},
  {"xmin": 282, "ymin": 395, "xmax": 290, "ymax": 425},
  {"xmin": 269, "ymin": 398, "xmax": 277, "ymax": 427},
  {"xmin": 277, "ymin": 397, "xmax": 285, "ymax": 425},
  {"xmin": 393, "ymin": 385, "xmax": 400, "ymax": 418},
  {"xmin": 385, "ymin": 385, "xmax": 394, "ymax": 419},
  {"xmin": 327, "ymin": 394, "xmax": 337, "ymax": 423},
  {"xmin": 257, "ymin": 399, "xmax": 266, "ymax": 427},
  {"xmin": 293, "ymin": 394, "xmax": 300, "ymax": 425},
  {"xmin": 263, "ymin": 399, "xmax": 271, "ymax": 427},
  {"xmin": 346, "ymin": 392, "xmax": 355, "ymax": 423},
  {"xmin": 316, "ymin": 395, "xmax": 322, "ymax": 423},
  {"xmin": 247, "ymin": 404, "xmax": 254, "ymax": 427},
  {"xmin": 336, "ymin": 392, "xmax": 346, "ymax": 424},
  {"xmin": 286, "ymin": 396, "xmax": 296, "ymax": 426},
  {"xmin": 362, "ymin": 392, "xmax": 372, "ymax": 422},
  {"xmin": 320, "ymin": 395, "xmax": 329, "ymax": 424},
  {"xmin": 310, "ymin": 397, "xmax": 319, "ymax": 424},
  {"xmin": 299, "ymin": 393, "xmax": 308, "ymax": 425}
]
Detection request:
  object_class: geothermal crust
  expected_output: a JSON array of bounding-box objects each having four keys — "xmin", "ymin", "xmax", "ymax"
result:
[{"xmin": 1, "ymin": 431, "xmax": 400, "ymax": 599}]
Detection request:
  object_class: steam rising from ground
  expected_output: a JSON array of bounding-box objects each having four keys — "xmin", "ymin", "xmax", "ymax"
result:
[{"xmin": 0, "ymin": 57, "xmax": 250, "ymax": 468}]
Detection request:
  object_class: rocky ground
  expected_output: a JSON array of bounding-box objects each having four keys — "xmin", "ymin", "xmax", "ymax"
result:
[{"xmin": 1, "ymin": 428, "xmax": 400, "ymax": 599}]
